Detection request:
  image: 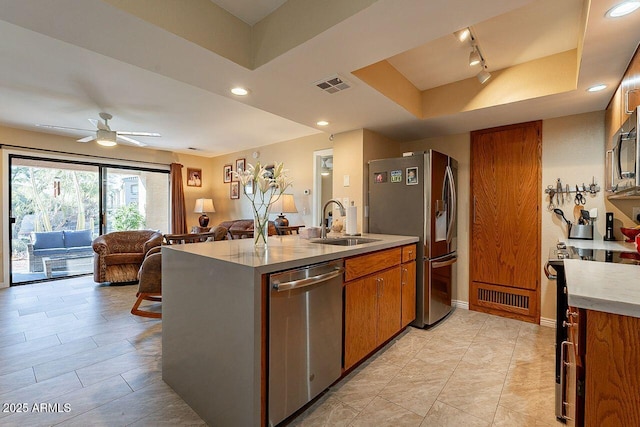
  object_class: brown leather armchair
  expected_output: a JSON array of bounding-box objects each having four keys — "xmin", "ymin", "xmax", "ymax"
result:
[
  {"xmin": 217, "ymin": 219, "xmax": 277, "ymax": 239},
  {"xmin": 131, "ymin": 227, "xmax": 227, "ymax": 318},
  {"xmin": 92, "ymin": 230, "xmax": 163, "ymax": 284}
]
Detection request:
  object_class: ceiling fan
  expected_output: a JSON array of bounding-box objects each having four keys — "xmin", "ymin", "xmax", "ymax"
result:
[{"xmin": 37, "ymin": 112, "xmax": 161, "ymax": 147}]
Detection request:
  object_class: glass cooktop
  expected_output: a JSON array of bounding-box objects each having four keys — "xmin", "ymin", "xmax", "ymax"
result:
[{"xmin": 549, "ymin": 242, "xmax": 640, "ymax": 266}]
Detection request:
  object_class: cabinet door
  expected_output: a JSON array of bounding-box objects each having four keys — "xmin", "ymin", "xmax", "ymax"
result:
[
  {"xmin": 344, "ymin": 278, "xmax": 377, "ymax": 370},
  {"xmin": 376, "ymin": 266, "xmax": 402, "ymax": 346},
  {"xmin": 470, "ymin": 121, "xmax": 541, "ymax": 323},
  {"xmin": 401, "ymin": 261, "xmax": 416, "ymax": 328}
]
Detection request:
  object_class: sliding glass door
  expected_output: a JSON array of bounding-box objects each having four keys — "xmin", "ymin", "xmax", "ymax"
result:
[
  {"xmin": 104, "ymin": 167, "xmax": 169, "ymax": 233},
  {"xmin": 10, "ymin": 155, "xmax": 169, "ymax": 285}
]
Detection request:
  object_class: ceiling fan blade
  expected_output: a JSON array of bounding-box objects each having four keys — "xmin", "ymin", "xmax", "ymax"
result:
[
  {"xmin": 117, "ymin": 135, "xmax": 146, "ymax": 147},
  {"xmin": 117, "ymin": 131, "xmax": 161, "ymax": 137},
  {"xmin": 77, "ymin": 135, "xmax": 96, "ymax": 143},
  {"xmin": 88, "ymin": 118, "xmax": 98, "ymax": 128},
  {"xmin": 36, "ymin": 124, "xmax": 94, "ymax": 132}
]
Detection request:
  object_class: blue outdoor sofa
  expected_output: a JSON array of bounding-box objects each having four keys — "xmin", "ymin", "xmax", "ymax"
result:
[{"xmin": 27, "ymin": 230, "xmax": 94, "ymax": 273}]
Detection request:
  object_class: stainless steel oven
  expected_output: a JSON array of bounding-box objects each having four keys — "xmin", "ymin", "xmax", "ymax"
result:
[{"xmin": 545, "ymin": 243, "xmax": 640, "ymax": 422}]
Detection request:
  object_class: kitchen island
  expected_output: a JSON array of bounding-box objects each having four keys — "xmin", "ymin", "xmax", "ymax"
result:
[
  {"xmin": 562, "ymin": 240, "xmax": 640, "ymax": 426},
  {"xmin": 161, "ymin": 233, "xmax": 418, "ymax": 427}
]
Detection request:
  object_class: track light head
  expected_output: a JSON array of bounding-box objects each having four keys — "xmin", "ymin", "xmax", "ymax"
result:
[
  {"xmin": 454, "ymin": 28, "xmax": 470, "ymax": 42},
  {"xmin": 477, "ymin": 68, "xmax": 492, "ymax": 84},
  {"xmin": 469, "ymin": 49, "xmax": 481, "ymax": 67}
]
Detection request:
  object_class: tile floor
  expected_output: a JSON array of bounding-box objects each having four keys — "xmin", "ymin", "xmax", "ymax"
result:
[{"xmin": 0, "ymin": 276, "xmax": 563, "ymax": 426}]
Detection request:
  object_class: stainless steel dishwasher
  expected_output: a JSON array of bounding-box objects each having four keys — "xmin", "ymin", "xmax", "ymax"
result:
[{"xmin": 268, "ymin": 259, "xmax": 344, "ymax": 427}]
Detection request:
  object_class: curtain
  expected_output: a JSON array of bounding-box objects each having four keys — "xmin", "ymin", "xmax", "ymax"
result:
[{"xmin": 170, "ymin": 163, "xmax": 187, "ymax": 234}]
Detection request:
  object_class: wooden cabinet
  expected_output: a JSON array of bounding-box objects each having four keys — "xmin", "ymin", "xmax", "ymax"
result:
[
  {"xmin": 564, "ymin": 308, "xmax": 640, "ymax": 426},
  {"xmin": 469, "ymin": 121, "xmax": 541, "ymax": 323},
  {"xmin": 344, "ymin": 266, "xmax": 401, "ymax": 369},
  {"xmin": 343, "ymin": 245, "xmax": 415, "ymax": 370}
]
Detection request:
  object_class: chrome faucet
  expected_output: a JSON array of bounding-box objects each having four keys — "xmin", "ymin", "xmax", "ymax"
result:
[{"xmin": 321, "ymin": 199, "xmax": 346, "ymax": 239}]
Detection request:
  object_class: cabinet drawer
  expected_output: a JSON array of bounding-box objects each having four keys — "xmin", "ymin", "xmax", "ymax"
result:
[
  {"xmin": 402, "ymin": 244, "xmax": 416, "ymax": 263},
  {"xmin": 345, "ymin": 247, "xmax": 401, "ymax": 282}
]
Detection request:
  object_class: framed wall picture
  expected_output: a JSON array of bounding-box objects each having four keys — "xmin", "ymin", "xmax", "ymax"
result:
[
  {"xmin": 236, "ymin": 158, "xmax": 246, "ymax": 174},
  {"xmin": 223, "ymin": 164, "xmax": 233, "ymax": 183},
  {"xmin": 230, "ymin": 181, "xmax": 240, "ymax": 199},
  {"xmin": 187, "ymin": 168, "xmax": 202, "ymax": 187}
]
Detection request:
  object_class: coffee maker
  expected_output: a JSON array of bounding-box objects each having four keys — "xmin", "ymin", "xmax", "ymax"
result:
[{"xmin": 604, "ymin": 212, "xmax": 615, "ymax": 241}]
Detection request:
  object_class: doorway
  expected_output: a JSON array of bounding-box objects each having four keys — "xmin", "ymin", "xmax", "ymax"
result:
[
  {"xmin": 313, "ymin": 149, "xmax": 333, "ymax": 227},
  {"xmin": 8, "ymin": 155, "xmax": 169, "ymax": 285}
]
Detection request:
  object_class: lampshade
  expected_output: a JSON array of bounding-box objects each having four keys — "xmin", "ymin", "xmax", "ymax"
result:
[
  {"xmin": 270, "ymin": 194, "xmax": 298, "ymax": 214},
  {"xmin": 194, "ymin": 198, "xmax": 215, "ymax": 213}
]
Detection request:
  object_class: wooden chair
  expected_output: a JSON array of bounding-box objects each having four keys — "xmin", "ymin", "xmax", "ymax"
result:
[{"xmin": 130, "ymin": 227, "xmax": 228, "ymax": 318}]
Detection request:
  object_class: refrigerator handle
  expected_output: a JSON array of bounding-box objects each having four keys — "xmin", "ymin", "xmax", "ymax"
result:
[{"xmin": 445, "ymin": 165, "xmax": 456, "ymax": 244}]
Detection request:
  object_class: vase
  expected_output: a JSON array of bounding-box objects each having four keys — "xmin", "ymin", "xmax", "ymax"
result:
[{"xmin": 253, "ymin": 203, "xmax": 269, "ymax": 247}]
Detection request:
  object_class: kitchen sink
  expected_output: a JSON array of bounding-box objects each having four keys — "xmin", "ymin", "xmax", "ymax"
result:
[{"xmin": 310, "ymin": 237, "xmax": 381, "ymax": 246}]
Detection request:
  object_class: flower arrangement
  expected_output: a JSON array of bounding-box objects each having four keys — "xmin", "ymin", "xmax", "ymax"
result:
[{"xmin": 233, "ymin": 162, "xmax": 292, "ymax": 246}]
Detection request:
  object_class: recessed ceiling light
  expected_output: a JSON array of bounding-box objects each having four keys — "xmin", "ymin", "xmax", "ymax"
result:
[
  {"xmin": 587, "ymin": 84, "xmax": 607, "ymax": 92},
  {"xmin": 231, "ymin": 87, "xmax": 249, "ymax": 96},
  {"xmin": 606, "ymin": 1, "xmax": 640, "ymax": 17},
  {"xmin": 316, "ymin": 120, "xmax": 329, "ymax": 126}
]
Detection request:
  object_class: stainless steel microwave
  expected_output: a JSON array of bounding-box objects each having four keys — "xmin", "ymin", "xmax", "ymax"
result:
[{"xmin": 609, "ymin": 107, "xmax": 640, "ymax": 196}]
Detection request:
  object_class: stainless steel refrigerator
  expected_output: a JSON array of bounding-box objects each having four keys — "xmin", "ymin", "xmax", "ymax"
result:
[{"xmin": 368, "ymin": 150, "xmax": 457, "ymax": 327}]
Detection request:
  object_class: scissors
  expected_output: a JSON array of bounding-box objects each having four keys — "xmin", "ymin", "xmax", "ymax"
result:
[{"xmin": 574, "ymin": 185, "xmax": 586, "ymax": 205}]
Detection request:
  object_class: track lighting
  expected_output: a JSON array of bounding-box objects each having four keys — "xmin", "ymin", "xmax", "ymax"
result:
[
  {"xmin": 455, "ymin": 27, "xmax": 491, "ymax": 83},
  {"xmin": 476, "ymin": 68, "xmax": 492, "ymax": 84},
  {"xmin": 453, "ymin": 28, "xmax": 470, "ymax": 42},
  {"xmin": 469, "ymin": 48, "xmax": 481, "ymax": 66}
]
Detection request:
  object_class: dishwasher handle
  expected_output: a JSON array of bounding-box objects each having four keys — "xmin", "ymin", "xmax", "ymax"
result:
[{"xmin": 272, "ymin": 267, "xmax": 344, "ymax": 292}]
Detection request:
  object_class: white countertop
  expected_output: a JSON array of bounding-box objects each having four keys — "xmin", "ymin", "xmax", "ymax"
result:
[
  {"xmin": 564, "ymin": 239, "xmax": 640, "ymax": 318},
  {"xmin": 163, "ymin": 233, "xmax": 419, "ymax": 274}
]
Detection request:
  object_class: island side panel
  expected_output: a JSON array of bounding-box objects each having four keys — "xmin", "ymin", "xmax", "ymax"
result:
[{"xmin": 162, "ymin": 249, "xmax": 262, "ymax": 426}]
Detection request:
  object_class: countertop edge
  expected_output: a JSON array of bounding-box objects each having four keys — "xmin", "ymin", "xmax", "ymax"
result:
[
  {"xmin": 564, "ymin": 259, "xmax": 640, "ymax": 318},
  {"xmin": 163, "ymin": 234, "xmax": 420, "ymax": 275}
]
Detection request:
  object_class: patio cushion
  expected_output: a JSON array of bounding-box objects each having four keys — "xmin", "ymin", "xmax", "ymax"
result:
[
  {"xmin": 32, "ymin": 231, "xmax": 64, "ymax": 250},
  {"xmin": 64, "ymin": 230, "xmax": 93, "ymax": 248}
]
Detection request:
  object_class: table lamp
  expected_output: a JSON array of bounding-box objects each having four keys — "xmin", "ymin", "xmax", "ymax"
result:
[
  {"xmin": 270, "ymin": 194, "xmax": 297, "ymax": 227},
  {"xmin": 194, "ymin": 198, "xmax": 215, "ymax": 227}
]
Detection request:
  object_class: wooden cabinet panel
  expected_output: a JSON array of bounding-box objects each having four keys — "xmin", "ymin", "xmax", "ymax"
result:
[
  {"xmin": 345, "ymin": 247, "xmax": 401, "ymax": 282},
  {"xmin": 376, "ymin": 266, "xmax": 401, "ymax": 345},
  {"xmin": 401, "ymin": 260, "xmax": 416, "ymax": 328},
  {"xmin": 585, "ymin": 310, "xmax": 640, "ymax": 427},
  {"xmin": 344, "ymin": 277, "xmax": 377, "ymax": 370},
  {"xmin": 470, "ymin": 121, "xmax": 541, "ymax": 323}
]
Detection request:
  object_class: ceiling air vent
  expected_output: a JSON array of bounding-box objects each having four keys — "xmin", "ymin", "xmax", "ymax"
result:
[{"xmin": 314, "ymin": 74, "xmax": 351, "ymax": 94}]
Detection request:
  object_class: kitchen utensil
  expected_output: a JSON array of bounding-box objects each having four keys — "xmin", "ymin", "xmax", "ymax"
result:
[
  {"xmin": 589, "ymin": 177, "xmax": 597, "ymax": 194},
  {"xmin": 548, "ymin": 189, "xmax": 556, "ymax": 210},
  {"xmin": 553, "ymin": 208, "xmax": 571, "ymax": 225},
  {"xmin": 556, "ymin": 179, "xmax": 563, "ymax": 204},
  {"xmin": 573, "ymin": 205, "xmax": 583, "ymax": 223},
  {"xmin": 574, "ymin": 185, "xmax": 586, "ymax": 205},
  {"xmin": 566, "ymin": 184, "xmax": 570, "ymax": 204},
  {"xmin": 589, "ymin": 207, "xmax": 598, "ymax": 219},
  {"xmin": 581, "ymin": 210, "xmax": 590, "ymax": 224}
]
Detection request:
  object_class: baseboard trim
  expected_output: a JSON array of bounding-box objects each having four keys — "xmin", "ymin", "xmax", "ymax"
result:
[
  {"xmin": 539, "ymin": 317, "xmax": 556, "ymax": 328},
  {"xmin": 452, "ymin": 300, "xmax": 469, "ymax": 310}
]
